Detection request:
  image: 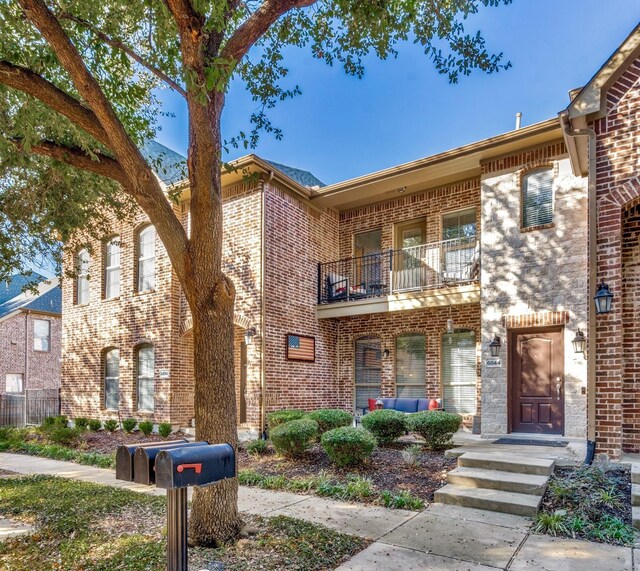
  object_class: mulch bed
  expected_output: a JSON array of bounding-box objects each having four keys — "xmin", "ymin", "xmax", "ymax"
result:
[
  {"xmin": 238, "ymin": 441, "xmax": 456, "ymax": 501},
  {"xmin": 73, "ymin": 430, "xmax": 187, "ymax": 455}
]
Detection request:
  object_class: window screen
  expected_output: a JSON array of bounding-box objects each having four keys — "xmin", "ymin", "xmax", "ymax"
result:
[
  {"xmin": 396, "ymin": 334, "xmax": 426, "ymax": 398},
  {"xmin": 137, "ymin": 346, "xmax": 155, "ymax": 412},
  {"xmin": 104, "ymin": 349, "xmax": 119, "ymax": 410},
  {"xmin": 442, "ymin": 331, "xmax": 477, "ymax": 414},
  {"xmin": 354, "ymin": 337, "xmax": 381, "ymax": 411},
  {"xmin": 523, "ymin": 168, "xmax": 553, "ymax": 228}
]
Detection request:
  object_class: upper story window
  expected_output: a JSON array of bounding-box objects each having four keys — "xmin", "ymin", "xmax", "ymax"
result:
[
  {"xmin": 442, "ymin": 209, "xmax": 478, "ymax": 281},
  {"xmin": 104, "ymin": 348, "xmax": 119, "ymax": 410},
  {"xmin": 442, "ymin": 209, "xmax": 476, "ymax": 240},
  {"xmin": 522, "ymin": 168, "xmax": 553, "ymax": 229},
  {"xmin": 137, "ymin": 226, "xmax": 156, "ymax": 292},
  {"xmin": 136, "ymin": 345, "xmax": 155, "ymax": 412},
  {"xmin": 33, "ymin": 319, "xmax": 51, "ymax": 352},
  {"xmin": 354, "ymin": 229, "xmax": 382, "ymax": 257},
  {"xmin": 76, "ymin": 249, "xmax": 90, "ymax": 305},
  {"xmin": 104, "ymin": 237, "xmax": 121, "ymax": 299},
  {"xmin": 5, "ymin": 373, "xmax": 23, "ymax": 393}
]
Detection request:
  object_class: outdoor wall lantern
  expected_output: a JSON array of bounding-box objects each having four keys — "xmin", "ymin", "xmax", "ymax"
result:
[
  {"xmin": 244, "ymin": 327, "xmax": 256, "ymax": 346},
  {"xmin": 594, "ymin": 280, "xmax": 614, "ymax": 315},
  {"xmin": 382, "ymin": 349, "xmax": 390, "ymax": 359},
  {"xmin": 446, "ymin": 318, "xmax": 455, "ymax": 334},
  {"xmin": 489, "ymin": 335, "xmax": 502, "ymax": 357},
  {"xmin": 572, "ymin": 329, "xmax": 587, "ymax": 354}
]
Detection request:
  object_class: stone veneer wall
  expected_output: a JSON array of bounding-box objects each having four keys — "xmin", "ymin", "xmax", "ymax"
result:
[{"xmin": 480, "ymin": 147, "xmax": 588, "ymax": 437}]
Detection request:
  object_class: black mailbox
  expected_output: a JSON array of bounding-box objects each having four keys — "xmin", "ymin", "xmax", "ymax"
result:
[
  {"xmin": 116, "ymin": 439, "xmax": 188, "ymax": 482},
  {"xmin": 133, "ymin": 441, "xmax": 209, "ymax": 485},
  {"xmin": 155, "ymin": 443, "xmax": 235, "ymax": 489}
]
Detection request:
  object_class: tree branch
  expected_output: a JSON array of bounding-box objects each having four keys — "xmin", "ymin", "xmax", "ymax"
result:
[
  {"xmin": 220, "ymin": 0, "xmax": 317, "ymax": 67},
  {"xmin": 0, "ymin": 61, "xmax": 110, "ymax": 147},
  {"xmin": 58, "ymin": 11, "xmax": 187, "ymax": 98}
]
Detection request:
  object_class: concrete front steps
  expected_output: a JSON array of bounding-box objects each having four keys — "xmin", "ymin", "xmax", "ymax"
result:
[
  {"xmin": 434, "ymin": 452, "xmax": 555, "ymax": 517},
  {"xmin": 631, "ymin": 465, "xmax": 640, "ymax": 529}
]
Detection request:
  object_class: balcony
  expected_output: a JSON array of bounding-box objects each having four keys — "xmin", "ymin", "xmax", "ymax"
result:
[{"xmin": 317, "ymin": 237, "xmax": 480, "ymax": 318}]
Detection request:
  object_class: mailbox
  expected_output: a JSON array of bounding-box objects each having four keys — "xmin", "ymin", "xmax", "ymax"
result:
[
  {"xmin": 133, "ymin": 441, "xmax": 209, "ymax": 485},
  {"xmin": 116, "ymin": 439, "xmax": 188, "ymax": 482},
  {"xmin": 155, "ymin": 443, "xmax": 235, "ymax": 489}
]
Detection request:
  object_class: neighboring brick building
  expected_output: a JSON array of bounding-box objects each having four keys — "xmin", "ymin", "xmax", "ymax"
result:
[
  {"xmin": 0, "ymin": 274, "xmax": 62, "ymax": 423},
  {"xmin": 61, "ymin": 23, "xmax": 640, "ymax": 458}
]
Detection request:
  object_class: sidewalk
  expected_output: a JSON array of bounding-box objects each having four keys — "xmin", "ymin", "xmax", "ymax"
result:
[{"xmin": 0, "ymin": 452, "xmax": 636, "ymax": 570}]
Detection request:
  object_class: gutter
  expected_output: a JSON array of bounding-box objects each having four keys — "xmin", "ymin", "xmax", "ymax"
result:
[
  {"xmin": 560, "ymin": 111, "xmax": 597, "ymax": 464},
  {"xmin": 259, "ymin": 173, "xmax": 272, "ymax": 439},
  {"xmin": 23, "ymin": 310, "xmax": 29, "ymax": 427}
]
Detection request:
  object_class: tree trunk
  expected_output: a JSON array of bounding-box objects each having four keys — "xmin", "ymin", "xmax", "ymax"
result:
[{"xmin": 188, "ymin": 274, "xmax": 243, "ymax": 546}]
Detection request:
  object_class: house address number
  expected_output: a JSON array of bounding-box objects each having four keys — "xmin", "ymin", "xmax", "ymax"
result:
[{"xmin": 485, "ymin": 358, "xmax": 502, "ymax": 368}]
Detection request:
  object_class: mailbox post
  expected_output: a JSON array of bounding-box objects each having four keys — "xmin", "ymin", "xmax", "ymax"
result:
[{"xmin": 116, "ymin": 441, "xmax": 236, "ymax": 571}]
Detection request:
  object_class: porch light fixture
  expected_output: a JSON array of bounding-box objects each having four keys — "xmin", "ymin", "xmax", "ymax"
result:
[
  {"xmin": 383, "ymin": 349, "xmax": 390, "ymax": 359},
  {"xmin": 572, "ymin": 329, "xmax": 587, "ymax": 354},
  {"xmin": 594, "ymin": 280, "xmax": 614, "ymax": 315},
  {"xmin": 446, "ymin": 318, "xmax": 455, "ymax": 334},
  {"xmin": 244, "ymin": 327, "xmax": 256, "ymax": 346},
  {"xmin": 489, "ymin": 335, "xmax": 502, "ymax": 357}
]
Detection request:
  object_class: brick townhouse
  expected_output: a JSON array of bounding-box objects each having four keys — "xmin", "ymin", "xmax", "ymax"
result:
[
  {"xmin": 0, "ymin": 274, "xmax": 62, "ymax": 423},
  {"xmin": 62, "ymin": 23, "xmax": 640, "ymax": 458}
]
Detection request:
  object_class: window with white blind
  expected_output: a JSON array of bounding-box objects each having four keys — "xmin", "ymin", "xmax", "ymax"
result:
[
  {"xmin": 441, "ymin": 331, "xmax": 477, "ymax": 415},
  {"xmin": 137, "ymin": 226, "xmax": 156, "ymax": 292},
  {"xmin": 396, "ymin": 333, "xmax": 426, "ymax": 398},
  {"xmin": 104, "ymin": 237, "xmax": 121, "ymax": 299},
  {"xmin": 442, "ymin": 209, "xmax": 477, "ymax": 280},
  {"xmin": 76, "ymin": 249, "xmax": 90, "ymax": 305},
  {"xmin": 522, "ymin": 168, "xmax": 553, "ymax": 228},
  {"xmin": 136, "ymin": 345, "xmax": 155, "ymax": 412},
  {"xmin": 5, "ymin": 373, "xmax": 23, "ymax": 393},
  {"xmin": 104, "ymin": 349, "xmax": 119, "ymax": 410},
  {"xmin": 354, "ymin": 336, "xmax": 381, "ymax": 412},
  {"xmin": 33, "ymin": 319, "xmax": 50, "ymax": 352}
]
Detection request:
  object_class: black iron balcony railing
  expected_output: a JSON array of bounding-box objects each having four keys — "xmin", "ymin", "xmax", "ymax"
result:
[{"xmin": 317, "ymin": 236, "xmax": 479, "ymax": 304}]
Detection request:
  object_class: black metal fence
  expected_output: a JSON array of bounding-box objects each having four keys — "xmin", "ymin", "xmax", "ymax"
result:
[
  {"xmin": 318, "ymin": 237, "xmax": 480, "ymax": 304},
  {"xmin": 0, "ymin": 389, "xmax": 60, "ymax": 427}
]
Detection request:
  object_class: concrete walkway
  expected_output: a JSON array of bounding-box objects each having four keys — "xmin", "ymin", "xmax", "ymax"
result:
[{"xmin": 0, "ymin": 453, "xmax": 637, "ymax": 570}]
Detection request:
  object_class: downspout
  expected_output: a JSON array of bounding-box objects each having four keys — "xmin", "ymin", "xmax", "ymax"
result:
[
  {"xmin": 560, "ymin": 111, "xmax": 597, "ymax": 464},
  {"xmin": 23, "ymin": 310, "xmax": 29, "ymax": 427}
]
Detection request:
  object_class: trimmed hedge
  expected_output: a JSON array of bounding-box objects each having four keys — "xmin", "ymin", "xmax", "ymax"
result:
[
  {"xmin": 306, "ymin": 409, "xmax": 352, "ymax": 434},
  {"xmin": 266, "ymin": 410, "xmax": 306, "ymax": 429},
  {"xmin": 410, "ymin": 411, "xmax": 462, "ymax": 450},
  {"xmin": 321, "ymin": 427, "xmax": 376, "ymax": 467},
  {"xmin": 138, "ymin": 420, "xmax": 154, "ymax": 436},
  {"xmin": 158, "ymin": 423, "xmax": 172, "ymax": 438},
  {"xmin": 361, "ymin": 409, "xmax": 408, "ymax": 445},
  {"xmin": 74, "ymin": 417, "xmax": 89, "ymax": 430},
  {"xmin": 87, "ymin": 419, "xmax": 102, "ymax": 432},
  {"xmin": 103, "ymin": 419, "xmax": 118, "ymax": 432},
  {"xmin": 122, "ymin": 418, "xmax": 137, "ymax": 433},
  {"xmin": 270, "ymin": 418, "xmax": 318, "ymax": 457}
]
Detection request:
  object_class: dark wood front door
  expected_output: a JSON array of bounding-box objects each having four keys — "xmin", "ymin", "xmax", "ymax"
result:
[{"xmin": 509, "ymin": 327, "xmax": 564, "ymax": 434}]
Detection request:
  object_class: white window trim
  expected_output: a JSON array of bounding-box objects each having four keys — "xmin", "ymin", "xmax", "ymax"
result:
[
  {"xmin": 76, "ymin": 249, "xmax": 90, "ymax": 305},
  {"xmin": 33, "ymin": 319, "xmax": 51, "ymax": 352},
  {"xmin": 136, "ymin": 346, "xmax": 155, "ymax": 413},
  {"xmin": 104, "ymin": 349, "xmax": 119, "ymax": 411},
  {"xmin": 137, "ymin": 226, "xmax": 156, "ymax": 292},
  {"xmin": 104, "ymin": 237, "xmax": 121, "ymax": 299}
]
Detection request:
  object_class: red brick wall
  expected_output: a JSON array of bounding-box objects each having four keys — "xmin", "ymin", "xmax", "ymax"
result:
[
  {"xmin": 0, "ymin": 312, "xmax": 61, "ymax": 393},
  {"xmin": 592, "ymin": 57, "xmax": 640, "ymax": 456}
]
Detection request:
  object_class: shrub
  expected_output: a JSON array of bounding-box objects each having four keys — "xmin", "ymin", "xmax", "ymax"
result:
[
  {"xmin": 88, "ymin": 419, "xmax": 102, "ymax": 432},
  {"xmin": 401, "ymin": 444, "xmax": 423, "ymax": 468},
  {"xmin": 306, "ymin": 409, "xmax": 352, "ymax": 434},
  {"xmin": 138, "ymin": 420, "xmax": 154, "ymax": 436},
  {"xmin": 270, "ymin": 418, "xmax": 318, "ymax": 457},
  {"xmin": 47, "ymin": 426, "xmax": 80, "ymax": 446},
  {"xmin": 410, "ymin": 411, "xmax": 462, "ymax": 450},
  {"xmin": 158, "ymin": 423, "xmax": 172, "ymax": 438},
  {"xmin": 246, "ymin": 439, "xmax": 268, "ymax": 456},
  {"xmin": 43, "ymin": 415, "xmax": 68, "ymax": 428},
  {"xmin": 74, "ymin": 417, "xmax": 89, "ymax": 430},
  {"xmin": 321, "ymin": 427, "xmax": 376, "ymax": 467},
  {"xmin": 103, "ymin": 419, "xmax": 118, "ymax": 432},
  {"xmin": 266, "ymin": 410, "xmax": 306, "ymax": 429},
  {"xmin": 122, "ymin": 418, "xmax": 137, "ymax": 433},
  {"xmin": 361, "ymin": 409, "xmax": 408, "ymax": 445}
]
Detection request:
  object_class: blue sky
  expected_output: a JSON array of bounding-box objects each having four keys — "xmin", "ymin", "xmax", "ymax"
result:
[{"xmin": 155, "ymin": 1, "xmax": 639, "ymax": 185}]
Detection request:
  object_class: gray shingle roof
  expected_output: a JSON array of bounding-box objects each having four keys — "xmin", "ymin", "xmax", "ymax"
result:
[
  {"xmin": 0, "ymin": 273, "xmax": 45, "ymax": 305},
  {"xmin": 0, "ymin": 274, "xmax": 61, "ymax": 319},
  {"xmin": 265, "ymin": 160, "xmax": 326, "ymax": 188},
  {"xmin": 141, "ymin": 140, "xmax": 187, "ymax": 185}
]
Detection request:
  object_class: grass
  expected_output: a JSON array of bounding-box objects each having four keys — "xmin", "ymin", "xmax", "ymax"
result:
[
  {"xmin": 238, "ymin": 468, "xmax": 424, "ymax": 510},
  {"xmin": 0, "ymin": 427, "xmax": 115, "ymax": 469},
  {"xmin": 0, "ymin": 475, "xmax": 368, "ymax": 570}
]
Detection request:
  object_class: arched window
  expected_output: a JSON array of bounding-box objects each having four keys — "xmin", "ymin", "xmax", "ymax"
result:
[
  {"xmin": 396, "ymin": 333, "xmax": 426, "ymax": 398},
  {"xmin": 137, "ymin": 225, "xmax": 156, "ymax": 292},
  {"xmin": 136, "ymin": 345, "xmax": 155, "ymax": 412},
  {"xmin": 104, "ymin": 348, "xmax": 120, "ymax": 410},
  {"xmin": 104, "ymin": 237, "xmax": 121, "ymax": 299},
  {"xmin": 442, "ymin": 331, "xmax": 477, "ymax": 414},
  {"xmin": 354, "ymin": 336, "xmax": 381, "ymax": 412},
  {"xmin": 76, "ymin": 249, "xmax": 90, "ymax": 305},
  {"xmin": 522, "ymin": 167, "xmax": 553, "ymax": 228}
]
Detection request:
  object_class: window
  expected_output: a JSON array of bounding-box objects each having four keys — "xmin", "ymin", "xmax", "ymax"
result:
[
  {"xmin": 394, "ymin": 219, "xmax": 427, "ymax": 290},
  {"xmin": 396, "ymin": 334, "xmax": 426, "ymax": 398},
  {"xmin": 137, "ymin": 226, "xmax": 156, "ymax": 292},
  {"xmin": 76, "ymin": 249, "xmax": 90, "ymax": 305},
  {"xmin": 33, "ymin": 319, "xmax": 50, "ymax": 352},
  {"xmin": 522, "ymin": 168, "xmax": 553, "ymax": 228},
  {"xmin": 354, "ymin": 336, "xmax": 381, "ymax": 412},
  {"xmin": 354, "ymin": 229, "xmax": 382, "ymax": 289},
  {"xmin": 442, "ymin": 331, "xmax": 477, "ymax": 414},
  {"xmin": 104, "ymin": 349, "xmax": 119, "ymax": 410},
  {"xmin": 442, "ymin": 209, "xmax": 477, "ymax": 280},
  {"xmin": 136, "ymin": 345, "xmax": 155, "ymax": 412},
  {"xmin": 5, "ymin": 374, "xmax": 23, "ymax": 393},
  {"xmin": 104, "ymin": 237, "xmax": 121, "ymax": 299}
]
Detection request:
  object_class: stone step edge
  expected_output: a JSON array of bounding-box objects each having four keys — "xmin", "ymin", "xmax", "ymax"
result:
[
  {"xmin": 458, "ymin": 452, "xmax": 555, "ymax": 476},
  {"xmin": 434, "ymin": 484, "xmax": 541, "ymax": 517},
  {"xmin": 448, "ymin": 466, "xmax": 549, "ymax": 495}
]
